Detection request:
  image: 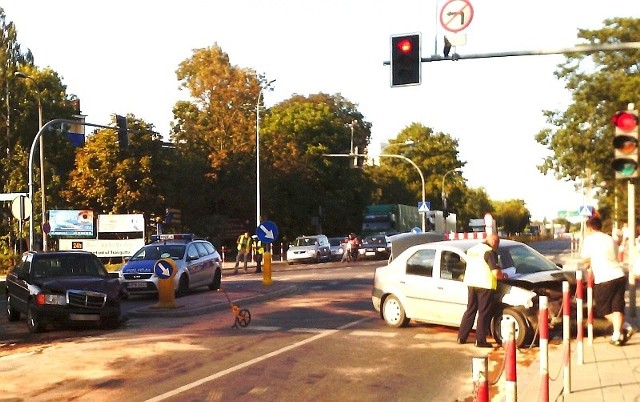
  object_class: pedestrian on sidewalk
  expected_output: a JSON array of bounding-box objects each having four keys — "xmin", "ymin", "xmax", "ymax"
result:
[
  {"xmin": 457, "ymin": 233, "xmax": 508, "ymax": 348},
  {"xmin": 580, "ymin": 215, "xmax": 633, "ymax": 346},
  {"xmin": 234, "ymin": 230, "xmax": 253, "ymax": 274}
]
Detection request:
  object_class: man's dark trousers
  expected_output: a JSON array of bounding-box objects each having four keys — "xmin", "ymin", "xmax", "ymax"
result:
[{"xmin": 458, "ymin": 286, "xmax": 495, "ymax": 343}]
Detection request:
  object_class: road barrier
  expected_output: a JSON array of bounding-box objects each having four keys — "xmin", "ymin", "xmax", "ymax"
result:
[
  {"xmin": 472, "ymin": 356, "xmax": 489, "ymax": 402},
  {"xmin": 477, "ymin": 273, "xmax": 597, "ymax": 401}
]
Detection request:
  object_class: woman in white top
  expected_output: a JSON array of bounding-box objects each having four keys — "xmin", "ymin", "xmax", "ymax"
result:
[{"xmin": 580, "ymin": 216, "xmax": 633, "ymax": 346}]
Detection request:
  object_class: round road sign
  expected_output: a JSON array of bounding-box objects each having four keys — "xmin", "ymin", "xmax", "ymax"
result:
[
  {"xmin": 11, "ymin": 195, "xmax": 32, "ymax": 221},
  {"xmin": 440, "ymin": 0, "xmax": 474, "ymax": 33}
]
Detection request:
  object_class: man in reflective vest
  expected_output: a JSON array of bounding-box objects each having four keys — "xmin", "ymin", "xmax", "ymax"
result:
[
  {"xmin": 234, "ymin": 231, "xmax": 252, "ymax": 274},
  {"xmin": 253, "ymin": 236, "xmax": 265, "ymax": 273},
  {"xmin": 457, "ymin": 233, "xmax": 507, "ymax": 348}
]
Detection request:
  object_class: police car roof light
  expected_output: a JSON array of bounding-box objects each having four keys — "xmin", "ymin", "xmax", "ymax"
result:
[{"xmin": 151, "ymin": 233, "xmax": 194, "ymax": 242}]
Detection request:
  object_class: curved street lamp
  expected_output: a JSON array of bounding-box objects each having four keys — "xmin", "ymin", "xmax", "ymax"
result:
[
  {"xmin": 15, "ymin": 71, "xmax": 46, "ymax": 251},
  {"xmin": 379, "ymin": 153, "xmax": 426, "ymax": 232},
  {"xmin": 256, "ymin": 79, "xmax": 276, "ymax": 229}
]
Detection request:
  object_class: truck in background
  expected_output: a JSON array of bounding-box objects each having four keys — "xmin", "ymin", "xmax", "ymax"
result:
[
  {"xmin": 361, "ymin": 204, "xmax": 420, "ymax": 236},
  {"xmin": 426, "ymin": 211, "xmax": 457, "ymax": 233}
]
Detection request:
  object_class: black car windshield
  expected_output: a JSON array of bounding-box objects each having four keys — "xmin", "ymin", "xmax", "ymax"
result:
[
  {"xmin": 497, "ymin": 244, "xmax": 559, "ymax": 275},
  {"xmin": 32, "ymin": 255, "xmax": 107, "ymax": 278},
  {"xmin": 131, "ymin": 244, "xmax": 186, "ymax": 261}
]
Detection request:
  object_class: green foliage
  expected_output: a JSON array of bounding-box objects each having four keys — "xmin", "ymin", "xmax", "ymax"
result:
[{"xmin": 536, "ymin": 17, "xmax": 640, "ymax": 224}]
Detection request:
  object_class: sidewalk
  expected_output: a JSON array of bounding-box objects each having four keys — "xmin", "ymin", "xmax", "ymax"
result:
[{"xmin": 506, "ymin": 254, "xmax": 640, "ymax": 402}]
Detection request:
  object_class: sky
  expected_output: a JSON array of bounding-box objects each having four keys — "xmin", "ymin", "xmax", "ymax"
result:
[{"xmin": 3, "ymin": 0, "xmax": 639, "ymax": 222}]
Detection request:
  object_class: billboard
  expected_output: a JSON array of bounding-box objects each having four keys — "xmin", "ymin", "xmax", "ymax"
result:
[
  {"xmin": 48, "ymin": 210, "xmax": 94, "ymax": 237},
  {"xmin": 98, "ymin": 214, "xmax": 145, "ymax": 233}
]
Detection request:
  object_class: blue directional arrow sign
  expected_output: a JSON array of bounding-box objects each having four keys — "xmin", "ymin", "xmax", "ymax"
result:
[
  {"xmin": 154, "ymin": 259, "xmax": 174, "ymax": 279},
  {"xmin": 257, "ymin": 220, "xmax": 279, "ymax": 244}
]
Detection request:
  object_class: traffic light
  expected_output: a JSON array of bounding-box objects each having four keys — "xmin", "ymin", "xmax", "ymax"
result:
[
  {"xmin": 391, "ymin": 33, "xmax": 421, "ymax": 87},
  {"xmin": 611, "ymin": 109, "xmax": 639, "ymax": 179},
  {"xmin": 115, "ymin": 114, "xmax": 129, "ymax": 149}
]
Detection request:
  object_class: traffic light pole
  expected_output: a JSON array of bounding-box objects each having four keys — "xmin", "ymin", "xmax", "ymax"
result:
[
  {"xmin": 628, "ymin": 180, "xmax": 636, "ymax": 317},
  {"xmin": 382, "ymin": 42, "xmax": 640, "ymax": 65}
]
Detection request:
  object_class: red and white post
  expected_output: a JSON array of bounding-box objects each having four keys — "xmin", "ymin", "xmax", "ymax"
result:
[
  {"xmin": 576, "ymin": 270, "xmax": 584, "ymax": 364},
  {"xmin": 539, "ymin": 295, "xmax": 549, "ymax": 402},
  {"xmin": 503, "ymin": 320, "xmax": 517, "ymax": 402},
  {"xmin": 472, "ymin": 356, "xmax": 489, "ymax": 402},
  {"xmin": 587, "ymin": 269, "xmax": 594, "ymax": 344},
  {"xmin": 563, "ymin": 281, "xmax": 572, "ymax": 395}
]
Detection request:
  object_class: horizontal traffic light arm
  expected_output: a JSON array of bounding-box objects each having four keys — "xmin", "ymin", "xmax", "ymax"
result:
[{"xmin": 382, "ymin": 41, "xmax": 640, "ymax": 65}]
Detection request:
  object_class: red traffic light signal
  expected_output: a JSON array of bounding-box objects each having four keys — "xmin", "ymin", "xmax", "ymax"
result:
[
  {"xmin": 611, "ymin": 110, "xmax": 639, "ymax": 179},
  {"xmin": 391, "ymin": 33, "xmax": 421, "ymax": 87}
]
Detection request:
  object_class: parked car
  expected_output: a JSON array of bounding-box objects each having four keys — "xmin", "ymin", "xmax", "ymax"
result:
[
  {"xmin": 5, "ymin": 250, "xmax": 126, "ymax": 333},
  {"xmin": 328, "ymin": 237, "xmax": 347, "ymax": 261},
  {"xmin": 371, "ymin": 238, "xmax": 578, "ymax": 347},
  {"xmin": 358, "ymin": 233, "xmax": 396, "ymax": 260},
  {"xmin": 286, "ymin": 235, "xmax": 331, "ymax": 264},
  {"xmin": 117, "ymin": 233, "xmax": 222, "ymax": 296}
]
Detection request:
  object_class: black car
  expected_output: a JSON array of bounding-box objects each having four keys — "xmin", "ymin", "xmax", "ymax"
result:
[
  {"xmin": 5, "ymin": 251, "xmax": 126, "ymax": 333},
  {"xmin": 359, "ymin": 234, "xmax": 395, "ymax": 260}
]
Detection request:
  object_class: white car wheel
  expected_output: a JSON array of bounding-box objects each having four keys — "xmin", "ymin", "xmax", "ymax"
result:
[{"xmin": 382, "ymin": 295, "xmax": 410, "ymax": 328}]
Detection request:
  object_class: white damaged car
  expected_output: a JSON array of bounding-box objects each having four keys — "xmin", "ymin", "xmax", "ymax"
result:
[{"xmin": 371, "ymin": 238, "xmax": 579, "ymax": 346}]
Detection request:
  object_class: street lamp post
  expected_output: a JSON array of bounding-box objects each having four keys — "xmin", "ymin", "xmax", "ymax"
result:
[
  {"xmin": 256, "ymin": 79, "xmax": 276, "ymax": 229},
  {"xmin": 15, "ymin": 71, "xmax": 46, "ymax": 251},
  {"xmin": 379, "ymin": 153, "xmax": 426, "ymax": 232},
  {"xmin": 442, "ymin": 168, "xmax": 462, "ymax": 212}
]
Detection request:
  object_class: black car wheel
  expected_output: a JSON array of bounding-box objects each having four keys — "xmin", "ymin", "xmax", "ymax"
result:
[
  {"xmin": 208, "ymin": 268, "xmax": 222, "ymax": 291},
  {"xmin": 6, "ymin": 294, "xmax": 21, "ymax": 322},
  {"xmin": 491, "ymin": 307, "xmax": 533, "ymax": 347},
  {"xmin": 382, "ymin": 294, "xmax": 410, "ymax": 328},
  {"xmin": 27, "ymin": 302, "xmax": 46, "ymax": 333},
  {"xmin": 176, "ymin": 274, "xmax": 190, "ymax": 297}
]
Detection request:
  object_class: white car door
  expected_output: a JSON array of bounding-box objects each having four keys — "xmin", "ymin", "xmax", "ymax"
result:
[
  {"xmin": 429, "ymin": 249, "xmax": 469, "ymax": 326},
  {"xmin": 398, "ymin": 248, "xmax": 441, "ymax": 322}
]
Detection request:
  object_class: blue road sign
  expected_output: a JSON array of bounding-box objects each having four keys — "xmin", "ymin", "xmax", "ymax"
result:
[
  {"xmin": 418, "ymin": 201, "xmax": 431, "ymax": 213},
  {"xmin": 257, "ymin": 220, "xmax": 279, "ymax": 243},
  {"xmin": 154, "ymin": 259, "xmax": 174, "ymax": 279}
]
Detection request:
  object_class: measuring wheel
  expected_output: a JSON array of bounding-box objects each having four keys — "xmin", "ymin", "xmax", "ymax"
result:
[{"xmin": 235, "ymin": 308, "xmax": 251, "ymax": 328}]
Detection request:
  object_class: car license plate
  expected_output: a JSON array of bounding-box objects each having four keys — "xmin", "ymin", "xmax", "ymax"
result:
[
  {"xmin": 127, "ymin": 282, "xmax": 147, "ymax": 289},
  {"xmin": 69, "ymin": 313, "xmax": 100, "ymax": 321},
  {"xmin": 366, "ymin": 251, "xmax": 375, "ymax": 255}
]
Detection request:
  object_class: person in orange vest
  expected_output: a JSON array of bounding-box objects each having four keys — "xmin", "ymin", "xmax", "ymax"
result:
[{"xmin": 234, "ymin": 230, "xmax": 252, "ymax": 274}]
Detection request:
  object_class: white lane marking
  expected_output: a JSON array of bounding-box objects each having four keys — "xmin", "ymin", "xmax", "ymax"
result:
[{"xmin": 145, "ymin": 316, "xmax": 372, "ymax": 402}]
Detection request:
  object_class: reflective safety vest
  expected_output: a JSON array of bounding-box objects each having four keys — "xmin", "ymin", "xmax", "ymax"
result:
[
  {"xmin": 463, "ymin": 242, "xmax": 497, "ymax": 290},
  {"xmin": 237, "ymin": 234, "xmax": 252, "ymax": 252},
  {"xmin": 255, "ymin": 240, "xmax": 265, "ymax": 255}
]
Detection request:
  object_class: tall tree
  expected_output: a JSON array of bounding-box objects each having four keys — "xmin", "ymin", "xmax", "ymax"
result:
[
  {"xmin": 63, "ymin": 115, "xmax": 170, "ymax": 217},
  {"xmin": 260, "ymin": 93, "xmax": 372, "ymax": 239}
]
